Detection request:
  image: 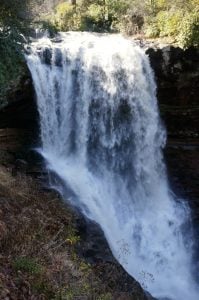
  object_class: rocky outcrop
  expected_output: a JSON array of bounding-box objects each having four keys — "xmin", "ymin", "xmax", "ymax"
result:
[
  {"xmin": 0, "ymin": 57, "xmax": 43, "ymax": 169},
  {"xmin": 0, "ymin": 67, "xmax": 38, "ymax": 166},
  {"xmin": 146, "ymin": 45, "xmax": 199, "ymax": 231},
  {"xmin": 146, "ymin": 46, "xmax": 199, "ymax": 139}
]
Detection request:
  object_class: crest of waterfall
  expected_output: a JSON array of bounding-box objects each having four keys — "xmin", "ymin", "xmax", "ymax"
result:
[{"xmin": 26, "ymin": 32, "xmax": 198, "ymax": 300}]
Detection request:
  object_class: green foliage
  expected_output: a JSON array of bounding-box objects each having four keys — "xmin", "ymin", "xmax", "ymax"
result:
[
  {"xmin": 0, "ymin": 0, "xmax": 198, "ymax": 99},
  {"xmin": 66, "ymin": 226, "xmax": 81, "ymax": 245},
  {"xmin": 79, "ymin": 5, "xmax": 103, "ymax": 32},
  {"xmin": 50, "ymin": 1, "xmax": 110, "ymax": 32},
  {"xmin": 178, "ymin": 12, "xmax": 199, "ymax": 48},
  {"xmin": 156, "ymin": 11, "xmax": 182, "ymax": 37},
  {"xmin": 81, "ymin": 3, "xmax": 112, "ymax": 32},
  {"xmin": 144, "ymin": 0, "xmax": 199, "ymax": 47},
  {"xmin": 144, "ymin": 9, "xmax": 183, "ymax": 38},
  {"xmin": 13, "ymin": 257, "xmax": 43, "ymax": 275},
  {"xmin": 0, "ymin": 0, "xmax": 31, "ymax": 101},
  {"xmin": 0, "ymin": 35, "xmax": 25, "ymax": 101},
  {"xmin": 0, "ymin": 0, "xmax": 29, "ymax": 34},
  {"xmin": 46, "ymin": 0, "xmax": 199, "ymax": 48},
  {"xmin": 87, "ymin": 4, "xmax": 104, "ymax": 21},
  {"xmin": 97, "ymin": 293, "xmax": 112, "ymax": 300},
  {"xmin": 49, "ymin": 0, "xmax": 145, "ymax": 33},
  {"xmin": 144, "ymin": 18, "xmax": 160, "ymax": 37},
  {"xmin": 52, "ymin": 2, "xmax": 78, "ymax": 31},
  {"xmin": 37, "ymin": 20, "xmax": 58, "ymax": 37},
  {"xmin": 38, "ymin": 0, "xmax": 198, "ymax": 48}
]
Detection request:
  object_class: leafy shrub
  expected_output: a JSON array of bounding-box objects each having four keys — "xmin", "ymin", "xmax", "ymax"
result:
[
  {"xmin": 87, "ymin": 4, "xmax": 104, "ymax": 22},
  {"xmin": 144, "ymin": 3, "xmax": 199, "ymax": 48},
  {"xmin": 82, "ymin": 0, "xmax": 131, "ymax": 33},
  {"xmin": 51, "ymin": 2, "xmax": 82, "ymax": 31},
  {"xmin": 51, "ymin": 2, "xmax": 111, "ymax": 33},
  {"xmin": 0, "ymin": 0, "xmax": 33, "ymax": 102},
  {"xmin": 109, "ymin": 0, "xmax": 146, "ymax": 34},
  {"xmin": 144, "ymin": 19, "xmax": 160, "ymax": 38},
  {"xmin": 0, "ymin": 34, "xmax": 25, "ymax": 101},
  {"xmin": 38, "ymin": 20, "xmax": 58, "ymax": 37},
  {"xmin": 45, "ymin": 0, "xmax": 199, "ymax": 49},
  {"xmin": 97, "ymin": 293, "xmax": 112, "ymax": 300},
  {"xmin": 178, "ymin": 12, "xmax": 199, "ymax": 48},
  {"xmin": 80, "ymin": 4, "xmax": 107, "ymax": 32},
  {"xmin": 156, "ymin": 10, "xmax": 182, "ymax": 37}
]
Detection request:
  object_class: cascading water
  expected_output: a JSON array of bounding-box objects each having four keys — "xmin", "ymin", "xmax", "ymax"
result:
[{"xmin": 26, "ymin": 32, "xmax": 198, "ymax": 300}]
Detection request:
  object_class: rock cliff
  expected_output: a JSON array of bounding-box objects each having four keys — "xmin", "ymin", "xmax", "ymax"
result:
[{"xmin": 146, "ymin": 46, "xmax": 199, "ymax": 227}]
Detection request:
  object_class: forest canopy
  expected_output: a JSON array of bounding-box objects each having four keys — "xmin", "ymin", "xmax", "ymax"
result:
[
  {"xmin": 0, "ymin": 0, "xmax": 198, "ymax": 48},
  {"xmin": 0, "ymin": 0, "xmax": 198, "ymax": 102},
  {"xmin": 48, "ymin": 0, "xmax": 199, "ymax": 48}
]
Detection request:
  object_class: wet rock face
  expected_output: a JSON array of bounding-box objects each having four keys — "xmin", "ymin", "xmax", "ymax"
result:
[
  {"xmin": 0, "ymin": 72, "xmax": 37, "ymax": 128},
  {"xmin": 146, "ymin": 46, "xmax": 199, "ymax": 139},
  {"xmin": 3, "ymin": 72, "xmax": 44, "ymax": 183},
  {"xmin": 0, "ymin": 67, "xmax": 39, "ymax": 170},
  {"xmin": 146, "ymin": 46, "xmax": 199, "ymax": 105},
  {"xmin": 146, "ymin": 45, "xmax": 199, "ymax": 235},
  {"xmin": 146, "ymin": 45, "xmax": 199, "ymax": 210}
]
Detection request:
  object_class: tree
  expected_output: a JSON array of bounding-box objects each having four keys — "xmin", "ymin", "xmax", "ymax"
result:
[
  {"xmin": 0, "ymin": 0, "xmax": 30, "ymax": 37},
  {"xmin": 0, "ymin": 0, "xmax": 32, "ymax": 99}
]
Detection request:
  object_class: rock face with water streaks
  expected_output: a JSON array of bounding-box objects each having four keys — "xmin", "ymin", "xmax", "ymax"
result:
[{"xmin": 146, "ymin": 46, "xmax": 199, "ymax": 226}]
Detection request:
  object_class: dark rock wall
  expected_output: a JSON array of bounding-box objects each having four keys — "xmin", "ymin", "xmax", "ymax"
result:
[
  {"xmin": 0, "ymin": 72, "xmax": 38, "ymax": 166},
  {"xmin": 146, "ymin": 46, "xmax": 199, "ymax": 139},
  {"xmin": 147, "ymin": 46, "xmax": 199, "ymax": 227}
]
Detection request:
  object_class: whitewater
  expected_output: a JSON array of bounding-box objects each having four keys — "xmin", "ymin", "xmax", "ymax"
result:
[{"xmin": 26, "ymin": 32, "xmax": 198, "ymax": 300}]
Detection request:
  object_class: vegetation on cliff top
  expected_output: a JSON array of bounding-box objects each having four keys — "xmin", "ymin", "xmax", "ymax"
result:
[
  {"xmin": 0, "ymin": 0, "xmax": 28, "ymax": 102},
  {"xmin": 49, "ymin": 0, "xmax": 199, "ymax": 48},
  {"xmin": 0, "ymin": 0, "xmax": 198, "ymax": 101},
  {"xmin": 0, "ymin": 1, "xmax": 198, "ymax": 47}
]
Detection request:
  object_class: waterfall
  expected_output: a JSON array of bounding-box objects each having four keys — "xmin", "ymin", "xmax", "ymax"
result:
[{"xmin": 26, "ymin": 32, "xmax": 198, "ymax": 300}]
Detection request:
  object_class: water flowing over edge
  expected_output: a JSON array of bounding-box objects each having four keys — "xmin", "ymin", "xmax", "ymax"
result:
[{"xmin": 26, "ymin": 32, "xmax": 198, "ymax": 300}]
